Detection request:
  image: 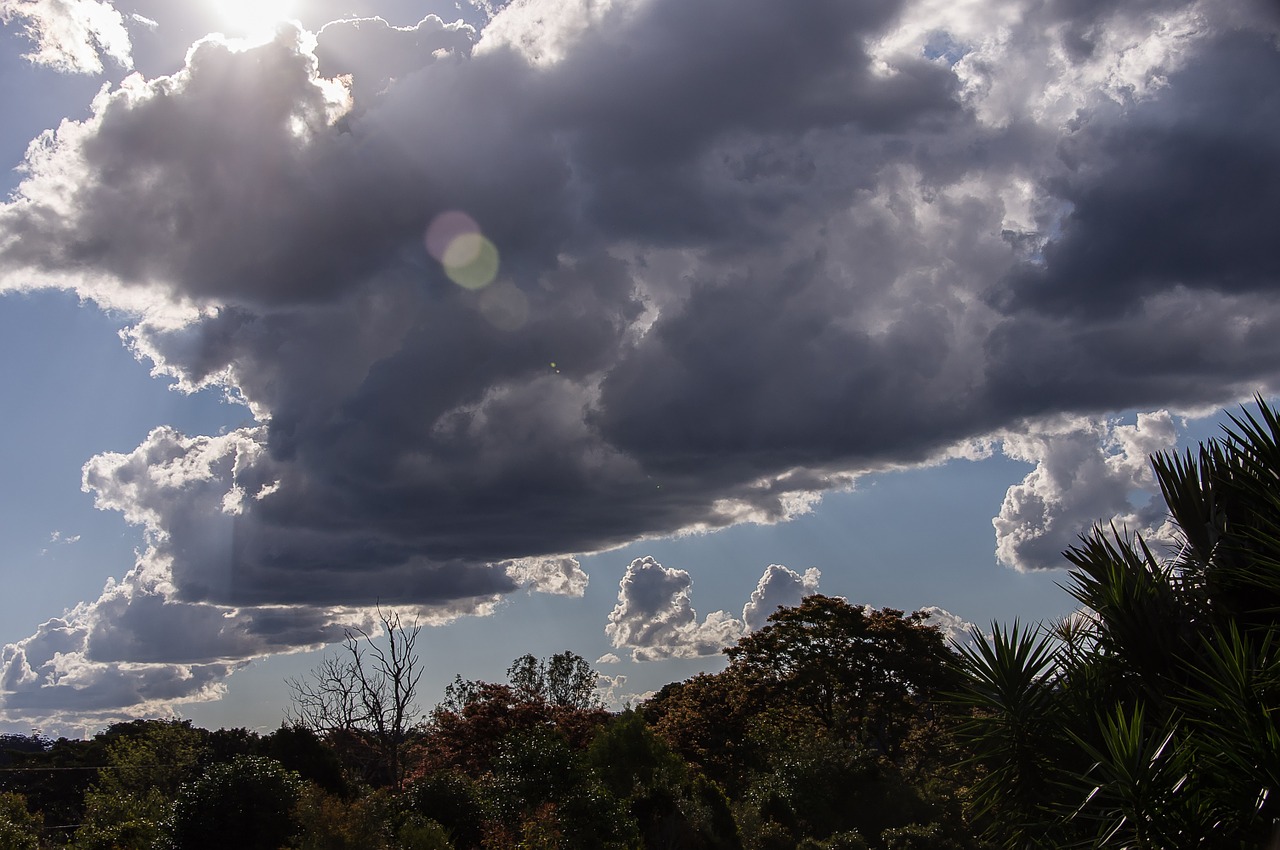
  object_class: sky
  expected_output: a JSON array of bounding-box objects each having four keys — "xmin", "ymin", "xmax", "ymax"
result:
[{"xmin": 0, "ymin": 0, "xmax": 1276, "ymax": 736}]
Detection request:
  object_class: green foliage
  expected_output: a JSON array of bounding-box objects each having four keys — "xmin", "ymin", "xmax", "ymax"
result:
[
  {"xmin": 0, "ymin": 793, "xmax": 41, "ymax": 850},
  {"xmin": 878, "ymin": 823, "xmax": 957, "ymax": 850},
  {"xmin": 72, "ymin": 720, "xmax": 206, "ymax": 850},
  {"xmin": 587, "ymin": 711, "xmax": 742, "ymax": 850},
  {"xmin": 953, "ymin": 397, "xmax": 1280, "ymax": 849},
  {"xmin": 481, "ymin": 726, "xmax": 638, "ymax": 850},
  {"xmin": 397, "ymin": 814, "xmax": 455, "ymax": 850},
  {"xmin": 405, "ymin": 771, "xmax": 486, "ymax": 849},
  {"xmin": 169, "ymin": 755, "xmax": 302, "ymax": 850},
  {"xmin": 266, "ymin": 724, "xmax": 348, "ymax": 796},
  {"xmin": 648, "ymin": 598, "xmax": 974, "ymax": 848},
  {"xmin": 949, "ymin": 621, "xmax": 1069, "ymax": 844},
  {"xmin": 798, "ymin": 831, "xmax": 869, "ymax": 850},
  {"xmin": 724, "ymin": 597, "xmax": 961, "ymax": 758}
]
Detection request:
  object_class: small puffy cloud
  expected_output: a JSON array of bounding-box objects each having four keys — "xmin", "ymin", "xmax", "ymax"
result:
[
  {"xmin": 595, "ymin": 653, "xmax": 621, "ymax": 664},
  {"xmin": 594, "ymin": 671, "xmax": 627, "ymax": 707},
  {"xmin": 742, "ymin": 564, "xmax": 821, "ymax": 631},
  {"xmin": 606, "ymin": 557, "xmax": 745, "ymax": 661},
  {"xmin": 919, "ymin": 605, "xmax": 976, "ymax": 645},
  {"xmin": 1, "ymin": 0, "xmax": 132, "ymax": 74},
  {"xmin": 607, "ymin": 559, "xmax": 823, "ymax": 660},
  {"xmin": 993, "ymin": 411, "xmax": 1179, "ymax": 571}
]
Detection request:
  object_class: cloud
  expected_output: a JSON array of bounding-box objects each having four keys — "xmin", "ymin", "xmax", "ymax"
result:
[
  {"xmin": 315, "ymin": 15, "xmax": 475, "ymax": 106},
  {"xmin": 742, "ymin": 564, "xmax": 821, "ymax": 631},
  {"xmin": 594, "ymin": 653, "xmax": 620, "ymax": 665},
  {"xmin": 606, "ymin": 558, "xmax": 824, "ymax": 660},
  {"xmin": 506, "ymin": 556, "xmax": 589, "ymax": 597},
  {"xmin": 594, "ymin": 671, "xmax": 627, "ymax": 707},
  {"xmin": 992, "ymin": 411, "xmax": 1179, "ymax": 571},
  {"xmin": 40, "ymin": 530, "xmax": 81, "ymax": 555},
  {"xmin": 0, "ymin": 0, "xmax": 1277, "ymax": 718},
  {"xmin": 1, "ymin": 0, "xmax": 132, "ymax": 73},
  {"xmin": 605, "ymin": 557, "xmax": 746, "ymax": 661},
  {"xmin": 919, "ymin": 606, "xmax": 976, "ymax": 645}
]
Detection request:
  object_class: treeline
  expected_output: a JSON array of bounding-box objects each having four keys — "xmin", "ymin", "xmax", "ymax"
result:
[
  {"xmin": 0, "ymin": 597, "xmax": 975, "ymax": 850},
  {"xmin": 2, "ymin": 400, "xmax": 1279, "ymax": 849}
]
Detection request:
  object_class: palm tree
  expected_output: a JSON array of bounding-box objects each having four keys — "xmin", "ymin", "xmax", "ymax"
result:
[{"xmin": 953, "ymin": 398, "xmax": 1280, "ymax": 849}]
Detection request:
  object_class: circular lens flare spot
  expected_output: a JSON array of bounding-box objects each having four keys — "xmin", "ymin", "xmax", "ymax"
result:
[
  {"xmin": 446, "ymin": 237, "xmax": 500, "ymax": 289},
  {"xmin": 425, "ymin": 211, "xmax": 500, "ymax": 289},
  {"xmin": 442, "ymin": 232, "xmax": 483, "ymax": 269},
  {"xmin": 425, "ymin": 211, "xmax": 479, "ymax": 263}
]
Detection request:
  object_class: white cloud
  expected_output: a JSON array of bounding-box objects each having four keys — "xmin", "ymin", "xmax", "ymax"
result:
[
  {"xmin": 594, "ymin": 652, "xmax": 621, "ymax": 664},
  {"xmin": 506, "ymin": 556, "xmax": 590, "ymax": 597},
  {"xmin": 594, "ymin": 671, "xmax": 627, "ymax": 707},
  {"xmin": 605, "ymin": 556, "xmax": 745, "ymax": 661},
  {"xmin": 607, "ymin": 559, "xmax": 824, "ymax": 660},
  {"xmin": 0, "ymin": 0, "xmax": 132, "ymax": 74},
  {"xmin": 742, "ymin": 564, "xmax": 821, "ymax": 631},
  {"xmin": 919, "ymin": 605, "xmax": 976, "ymax": 645},
  {"xmin": 992, "ymin": 411, "xmax": 1180, "ymax": 571}
]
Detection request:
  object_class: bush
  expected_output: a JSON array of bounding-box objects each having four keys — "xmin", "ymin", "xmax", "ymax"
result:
[{"xmin": 169, "ymin": 755, "xmax": 302, "ymax": 850}]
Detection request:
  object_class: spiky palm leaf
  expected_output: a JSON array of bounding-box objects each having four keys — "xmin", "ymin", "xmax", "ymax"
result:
[{"xmin": 950, "ymin": 622, "xmax": 1076, "ymax": 847}]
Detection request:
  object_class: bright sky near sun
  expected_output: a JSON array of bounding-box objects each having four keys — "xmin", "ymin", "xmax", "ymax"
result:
[
  {"xmin": 212, "ymin": 0, "xmax": 299, "ymax": 39},
  {"xmin": 0, "ymin": 0, "xmax": 1276, "ymax": 736}
]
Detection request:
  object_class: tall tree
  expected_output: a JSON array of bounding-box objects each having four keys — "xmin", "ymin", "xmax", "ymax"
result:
[
  {"xmin": 287, "ymin": 607, "xmax": 423, "ymax": 787},
  {"xmin": 647, "ymin": 598, "xmax": 974, "ymax": 847},
  {"xmin": 724, "ymin": 596, "xmax": 960, "ymax": 756}
]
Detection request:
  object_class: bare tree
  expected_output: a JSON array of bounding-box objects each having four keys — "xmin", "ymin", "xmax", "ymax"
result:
[{"xmin": 286, "ymin": 607, "xmax": 422, "ymax": 787}]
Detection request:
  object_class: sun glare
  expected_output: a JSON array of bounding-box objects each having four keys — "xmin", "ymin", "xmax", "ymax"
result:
[{"xmin": 213, "ymin": 0, "xmax": 299, "ymax": 39}]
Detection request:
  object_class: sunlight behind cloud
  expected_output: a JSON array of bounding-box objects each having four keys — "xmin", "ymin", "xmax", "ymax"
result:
[{"xmin": 210, "ymin": 0, "xmax": 299, "ymax": 40}]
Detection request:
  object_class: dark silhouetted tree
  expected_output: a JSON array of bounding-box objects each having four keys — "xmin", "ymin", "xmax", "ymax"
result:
[
  {"xmin": 954, "ymin": 398, "xmax": 1280, "ymax": 849},
  {"xmin": 288, "ymin": 607, "xmax": 422, "ymax": 787}
]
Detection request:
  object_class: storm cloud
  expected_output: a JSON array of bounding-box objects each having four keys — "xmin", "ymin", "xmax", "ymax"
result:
[{"xmin": 1, "ymin": 0, "xmax": 1278, "ymax": 716}]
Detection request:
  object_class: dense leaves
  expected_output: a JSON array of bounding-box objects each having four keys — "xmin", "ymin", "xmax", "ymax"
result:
[
  {"xmin": 954, "ymin": 398, "xmax": 1280, "ymax": 849},
  {"xmin": 649, "ymin": 598, "xmax": 976, "ymax": 849}
]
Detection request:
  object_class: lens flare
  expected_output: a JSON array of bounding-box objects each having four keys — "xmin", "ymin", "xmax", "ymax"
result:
[
  {"xmin": 478, "ymin": 281, "xmax": 530, "ymax": 331},
  {"xmin": 425, "ymin": 211, "xmax": 500, "ymax": 290}
]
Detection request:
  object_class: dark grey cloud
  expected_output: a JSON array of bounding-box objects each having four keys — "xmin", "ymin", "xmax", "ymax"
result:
[
  {"xmin": 999, "ymin": 32, "xmax": 1280, "ymax": 317},
  {"xmin": 0, "ymin": 0, "xmax": 1278, "ymax": 717}
]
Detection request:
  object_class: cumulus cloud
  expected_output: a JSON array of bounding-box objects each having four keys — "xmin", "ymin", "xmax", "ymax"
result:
[
  {"xmin": 0, "ymin": 0, "xmax": 1277, "ymax": 719},
  {"xmin": 742, "ymin": 564, "xmax": 821, "ymax": 631},
  {"xmin": 606, "ymin": 558, "xmax": 823, "ymax": 660},
  {"xmin": 1, "ymin": 0, "xmax": 132, "ymax": 73},
  {"xmin": 606, "ymin": 557, "xmax": 745, "ymax": 661},
  {"xmin": 993, "ymin": 411, "xmax": 1179, "ymax": 571},
  {"xmin": 919, "ymin": 606, "xmax": 977, "ymax": 645},
  {"xmin": 594, "ymin": 671, "xmax": 627, "ymax": 707}
]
